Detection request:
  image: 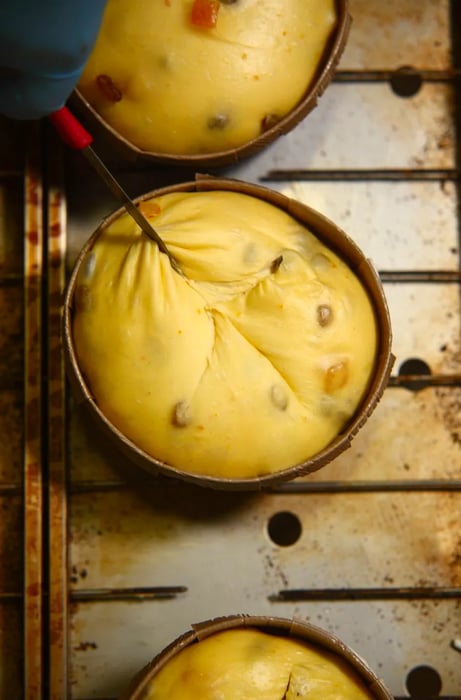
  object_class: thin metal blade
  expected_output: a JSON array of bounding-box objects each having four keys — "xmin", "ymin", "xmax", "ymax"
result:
[{"xmin": 82, "ymin": 146, "xmax": 182, "ymax": 274}]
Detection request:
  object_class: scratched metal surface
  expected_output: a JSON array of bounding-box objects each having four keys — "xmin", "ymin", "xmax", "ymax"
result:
[{"xmin": 48, "ymin": 0, "xmax": 461, "ymax": 698}]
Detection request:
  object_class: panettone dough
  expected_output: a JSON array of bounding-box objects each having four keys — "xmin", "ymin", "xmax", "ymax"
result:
[
  {"xmin": 143, "ymin": 628, "xmax": 374, "ymax": 700},
  {"xmin": 78, "ymin": 0, "xmax": 337, "ymax": 154},
  {"xmin": 72, "ymin": 190, "xmax": 377, "ymax": 479}
]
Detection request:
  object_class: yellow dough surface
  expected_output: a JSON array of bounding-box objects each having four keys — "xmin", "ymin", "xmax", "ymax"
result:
[
  {"xmin": 73, "ymin": 191, "xmax": 377, "ymax": 479},
  {"xmin": 143, "ymin": 628, "xmax": 375, "ymax": 700},
  {"xmin": 78, "ymin": 0, "xmax": 337, "ymax": 154}
]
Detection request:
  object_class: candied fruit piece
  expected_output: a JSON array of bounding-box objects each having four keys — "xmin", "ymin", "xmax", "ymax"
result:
[
  {"xmin": 191, "ymin": 0, "xmax": 220, "ymax": 28},
  {"xmin": 96, "ymin": 74, "xmax": 122, "ymax": 102},
  {"xmin": 139, "ymin": 200, "xmax": 161, "ymax": 219},
  {"xmin": 324, "ymin": 361, "xmax": 348, "ymax": 393}
]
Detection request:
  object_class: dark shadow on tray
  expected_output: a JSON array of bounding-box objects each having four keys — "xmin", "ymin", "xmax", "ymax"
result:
[{"xmin": 67, "ymin": 399, "xmax": 262, "ymax": 523}]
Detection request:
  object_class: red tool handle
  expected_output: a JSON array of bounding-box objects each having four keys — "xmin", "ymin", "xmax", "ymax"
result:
[{"xmin": 49, "ymin": 106, "xmax": 93, "ymax": 150}]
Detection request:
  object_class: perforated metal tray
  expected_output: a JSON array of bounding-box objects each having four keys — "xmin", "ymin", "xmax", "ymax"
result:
[{"xmin": 0, "ymin": 1, "xmax": 460, "ymax": 698}]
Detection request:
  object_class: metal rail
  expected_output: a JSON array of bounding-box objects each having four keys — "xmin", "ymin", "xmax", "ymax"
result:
[
  {"xmin": 45, "ymin": 133, "xmax": 69, "ymax": 699},
  {"xmin": 23, "ymin": 123, "xmax": 44, "ymax": 700}
]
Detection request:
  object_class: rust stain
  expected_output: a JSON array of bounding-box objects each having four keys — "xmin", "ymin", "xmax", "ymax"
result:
[
  {"xmin": 26, "ymin": 178, "xmax": 39, "ymax": 206},
  {"xmin": 436, "ymin": 386, "xmax": 461, "ymax": 447},
  {"xmin": 23, "ymin": 127, "xmax": 44, "ymax": 700},
  {"xmin": 342, "ymin": 0, "xmax": 450, "ymax": 70},
  {"xmin": 25, "ymin": 459, "xmax": 39, "ymax": 480},
  {"xmin": 26, "ymin": 582, "xmax": 41, "ymax": 597},
  {"xmin": 27, "ymin": 229, "xmax": 39, "ymax": 245},
  {"xmin": 434, "ymin": 339, "xmax": 461, "ymax": 451},
  {"xmin": 49, "ymin": 616, "xmax": 65, "ymax": 646},
  {"xmin": 50, "ymin": 221, "xmax": 61, "ymax": 238}
]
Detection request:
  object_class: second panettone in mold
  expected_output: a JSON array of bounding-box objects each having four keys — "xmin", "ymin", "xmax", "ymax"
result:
[{"xmin": 75, "ymin": 0, "xmax": 350, "ymax": 165}]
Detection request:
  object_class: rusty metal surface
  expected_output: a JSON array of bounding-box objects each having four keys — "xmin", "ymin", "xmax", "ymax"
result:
[
  {"xmin": 23, "ymin": 125, "xmax": 44, "ymax": 699},
  {"xmin": 0, "ymin": 118, "xmax": 42, "ymax": 700},
  {"xmin": 1, "ymin": 0, "xmax": 459, "ymax": 698},
  {"xmin": 56, "ymin": 1, "xmax": 461, "ymax": 697},
  {"xmin": 339, "ymin": 0, "xmax": 451, "ymax": 70},
  {"xmin": 65, "ymin": 480, "xmax": 461, "ymax": 696},
  {"xmin": 46, "ymin": 137, "xmax": 69, "ymax": 700}
]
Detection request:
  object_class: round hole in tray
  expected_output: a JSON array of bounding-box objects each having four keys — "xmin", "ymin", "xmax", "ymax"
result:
[
  {"xmin": 390, "ymin": 67, "xmax": 423, "ymax": 97},
  {"xmin": 398, "ymin": 357, "xmax": 431, "ymax": 391},
  {"xmin": 267, "ymin": 511, "xmax": 302, "ymax": 546},
  {"xmin": 406, "ymin": 664, "xmax": 442, "ymax": 697}
]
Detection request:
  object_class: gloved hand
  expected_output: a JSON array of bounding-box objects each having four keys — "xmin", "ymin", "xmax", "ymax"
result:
[{"xmin": 0, "ymin": 0, "xmax": 108, "ymax": 120}]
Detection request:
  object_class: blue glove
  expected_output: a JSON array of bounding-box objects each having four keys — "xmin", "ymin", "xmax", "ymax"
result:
[{"xmin": 0, "ymin": 0, "xmax": 108, "ymax": 120}]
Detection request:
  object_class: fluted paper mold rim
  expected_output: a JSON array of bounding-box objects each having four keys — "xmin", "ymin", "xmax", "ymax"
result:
[
  {"xmin": 118, "ymin": 614, "xmax": 394, "ymax": 700},
  {"xmin": 63, "ymin": 176, "xmax": 394, "ymax": 491},
  {"xmin": 70, "ymin": 0, "xmax": 351, "ymax": 168}
]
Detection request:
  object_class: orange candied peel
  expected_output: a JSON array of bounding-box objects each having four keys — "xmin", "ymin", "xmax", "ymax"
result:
[
  {"xmin": 324, "ymin": 361, "xmax": 349, "ymax": 393},
  {"xmin": 190, "ymin": 0, "xmax": 220, "ymax": 28},
  {"xmin": 139, "ymin": 200, "xmax": 161, "ymax": 219}
]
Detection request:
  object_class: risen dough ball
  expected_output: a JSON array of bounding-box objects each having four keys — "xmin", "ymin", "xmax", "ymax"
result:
[
  {"xmin": 72, "ymin": 190, "xmax": 377, "ymax": 479},
  {"xmin": 78, "ymin": 0, "xmax": 337, "ymax": 154},
  {"xmin": 143, "ymin": 628, "xmax": 374, "ymax": 700}
]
